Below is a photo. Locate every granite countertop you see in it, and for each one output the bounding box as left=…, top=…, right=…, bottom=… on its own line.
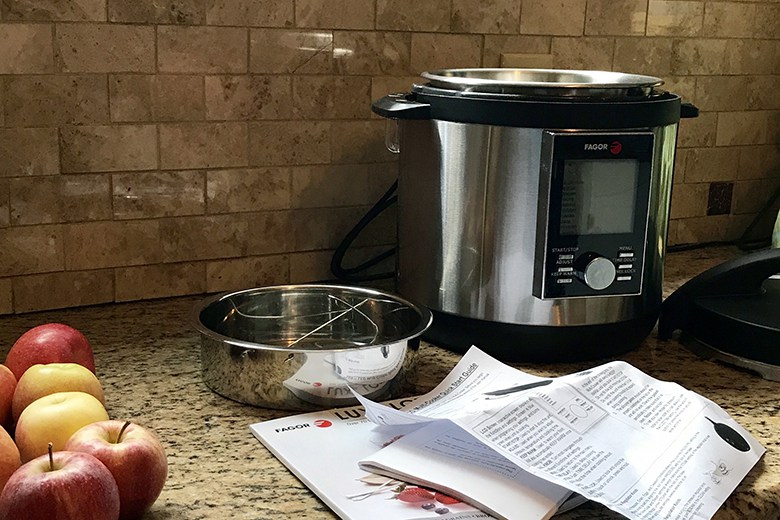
left=0, top=246, right=777, bottom=519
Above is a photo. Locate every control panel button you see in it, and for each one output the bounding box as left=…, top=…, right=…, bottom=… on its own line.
left=618, top=251, right=635, bottom=258
left=575, top=253, right=617, bottom=291
left=556, top=254, right=575, bottom=265
left=617, top=275, right=632, bottom=282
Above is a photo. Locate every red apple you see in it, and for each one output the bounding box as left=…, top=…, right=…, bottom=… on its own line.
left=0, top=425, right=20, bottom=492
left=0, top=365, right=15, bottom=429
left=65, top=420, right=168, bottom=520
left=0, top=446, right=120, bottom=520
left=4, top=323, right=95, bottom=380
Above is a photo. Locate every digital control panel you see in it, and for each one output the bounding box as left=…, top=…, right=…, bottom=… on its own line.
left=535, top=131, right=655, bottom=299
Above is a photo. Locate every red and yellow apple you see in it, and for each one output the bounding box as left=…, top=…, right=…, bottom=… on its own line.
left=0, top=365, right=16, bottom=429
left=15, top=391, right=109, bottom=462
left=66, top=420, right=168, bottom=520
left=12, top=363, right=105, bottom=423
left=0, top=447, right=120, bottom=520
left=0, top=425, right=20, bottom=492
left=5, top=323, right=95, bottom=380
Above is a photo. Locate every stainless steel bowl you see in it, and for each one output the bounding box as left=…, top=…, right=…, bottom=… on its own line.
left=194, top=284, right=432, bottom=411
left=419, top=68, right=664, bottom=98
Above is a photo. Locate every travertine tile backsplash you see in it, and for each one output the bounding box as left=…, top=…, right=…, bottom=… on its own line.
left=0, top=0, right=778, bottom=313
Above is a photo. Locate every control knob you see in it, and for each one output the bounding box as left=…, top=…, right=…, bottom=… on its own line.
left=574, top=253, right=616, bottom=290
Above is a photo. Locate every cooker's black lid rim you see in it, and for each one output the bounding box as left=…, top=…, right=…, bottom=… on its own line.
left=412, top=80, right=661, bottom=101
left=679, top=289, right=780, bottom=366
left=402, top=90, right=684, bottom=129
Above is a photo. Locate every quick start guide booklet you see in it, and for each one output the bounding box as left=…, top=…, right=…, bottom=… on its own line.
left=250, top=396, right=571, bottom=520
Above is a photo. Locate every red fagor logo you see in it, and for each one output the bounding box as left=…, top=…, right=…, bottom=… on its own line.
left=610, top=141, right=623, bottom=155
left=314, top=420, right=333, bottom=428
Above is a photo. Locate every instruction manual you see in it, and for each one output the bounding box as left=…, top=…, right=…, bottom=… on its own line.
left=250, top=395, right=579, bottom=520
left=355, top=347, right=765, bottom=520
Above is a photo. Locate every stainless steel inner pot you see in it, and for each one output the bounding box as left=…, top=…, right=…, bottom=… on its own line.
left=420, top=68, right=664, bottom=98
left=194, top=284, right=432, bottom=411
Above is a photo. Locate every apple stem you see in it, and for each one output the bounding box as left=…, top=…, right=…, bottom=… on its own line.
left=117, top=421, right=131, bottom=443
left=48, top=442, right=54, bottom=471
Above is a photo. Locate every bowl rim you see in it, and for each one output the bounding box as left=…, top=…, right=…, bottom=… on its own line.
left=192, top=283, right=433, bottom=353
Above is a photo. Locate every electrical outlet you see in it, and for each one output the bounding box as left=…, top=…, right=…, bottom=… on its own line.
left=707, top=182, right=733, bottom=216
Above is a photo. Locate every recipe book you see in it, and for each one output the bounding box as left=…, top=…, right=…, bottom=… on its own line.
left=250, top=398, right=576, bottom=520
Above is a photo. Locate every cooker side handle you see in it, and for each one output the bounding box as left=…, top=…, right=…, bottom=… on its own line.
left=372, top=93, right=431, bottom=119
left=680, top=102, right=699, bottom=119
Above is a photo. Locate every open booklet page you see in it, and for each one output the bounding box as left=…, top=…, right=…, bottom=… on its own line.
left=250, top=397, right=573, bottom=520
left=354, top=347, right=765, bottom=520
left=360, top=419, right=575, bottom=520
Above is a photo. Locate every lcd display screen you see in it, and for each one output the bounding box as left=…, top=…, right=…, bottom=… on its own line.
left=559, top=159, right=639, bottom=235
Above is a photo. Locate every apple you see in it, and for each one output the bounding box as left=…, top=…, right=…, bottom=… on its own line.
left=66, top=420, right=168, bottom=520
left=0, top=365, right=15, bottom=429
left=12, top=363, right=105, bottom=423
left=0, top=444, right=120, bottom=520
left=15, top=391, right=109, bottom=463
left=4, top=323, right=95, bottom=380
left=0, top=425, right=20, bottom=492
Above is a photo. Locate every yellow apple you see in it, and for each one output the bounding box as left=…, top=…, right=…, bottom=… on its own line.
left=15, top=391, right=109, bottom=463
left=12, top=363, right=105, bottom=423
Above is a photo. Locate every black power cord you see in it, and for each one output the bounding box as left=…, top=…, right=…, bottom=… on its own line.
left=330, top=181, right=398, bottom=282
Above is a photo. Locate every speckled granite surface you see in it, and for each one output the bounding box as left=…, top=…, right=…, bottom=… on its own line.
left=0, top=246, right=777, bottom=519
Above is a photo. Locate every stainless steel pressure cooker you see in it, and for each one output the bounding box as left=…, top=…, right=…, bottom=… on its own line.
left=373, top=68, right=697, bottom=362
